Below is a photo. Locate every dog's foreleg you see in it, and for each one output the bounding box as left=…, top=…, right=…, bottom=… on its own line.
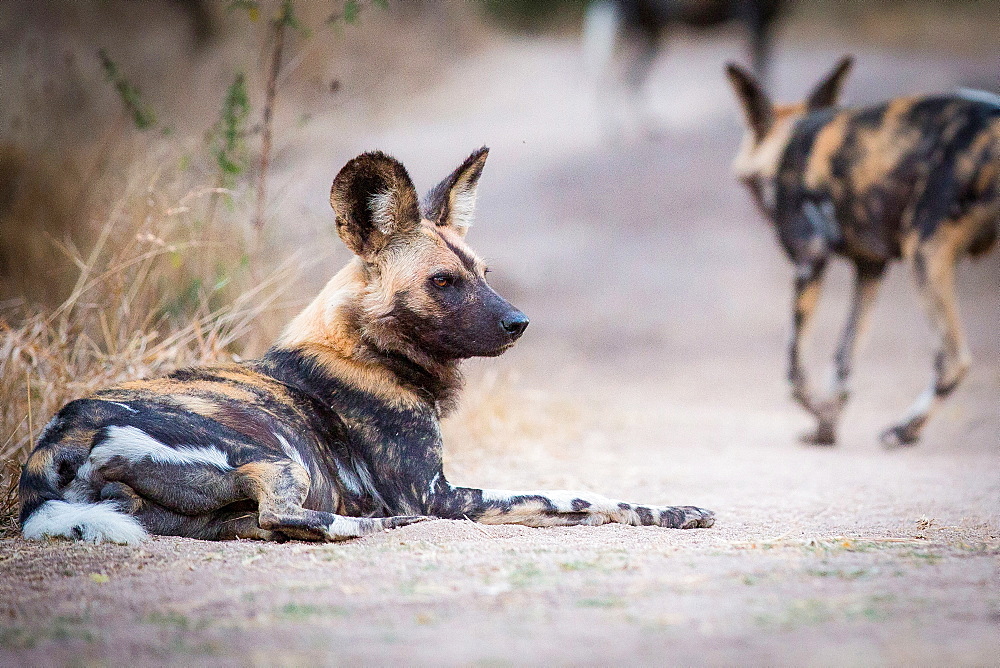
left=817, top=260, right=887, bottom=430
left=882, top=244, right=970, bottom=447
left=429, top=486, right=714, bottom=529
left=788, top=258, right=831, bottom=441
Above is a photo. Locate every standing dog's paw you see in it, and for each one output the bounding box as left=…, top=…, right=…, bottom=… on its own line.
left=799, top=423, right=837, bottom=446
left=879, top=424, right=920, bottom=449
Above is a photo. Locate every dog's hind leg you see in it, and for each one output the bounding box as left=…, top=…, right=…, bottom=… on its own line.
left=82, top=428, right=425, bottom=541
left=882, top=233, right=971, bottom=447
left=98, top=481, right=278, bottom=540
left=816, top=259, right=887, bottom=435
left=788, top=258, right=834, bottom=443
left=240, top=460, right=427, bottom=542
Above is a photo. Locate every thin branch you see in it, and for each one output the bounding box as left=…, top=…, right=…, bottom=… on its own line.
left=253, top=1, right=292, bottom=236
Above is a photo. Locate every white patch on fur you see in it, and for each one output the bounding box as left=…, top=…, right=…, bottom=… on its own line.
left=428, top=472, right=441, bottom=497
left=354, top=460, right=380, bottom=496
left=347, top=459, right=391, bottom=511
left=479, top=488, right=617, bottom=513
left=92, top=426, right=232, bottom=470
left=22, top=500, right=148, bottom=544
left=448, top=185, right=478, bottom=230
left=957, top=88, right=1000, bottom=108
left=369, top=190, right=396, bottom=234
left=731, top=116, right=798, bottom=184
left=326, top=516, right=368, bottom=540
left=275, top=433, right=307, bottom=470
left=903, top=386, right=937, bottom=422
left=803, top=199, right=840, bottom=242
left=335, top=460, right=363, bottom=495
left=107, top=401, right=137, bottom=413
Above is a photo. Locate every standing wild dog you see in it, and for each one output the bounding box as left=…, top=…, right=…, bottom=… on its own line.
left=18, top=148, right=715, bottom=543
left=726, top=56, right=999, bottom=446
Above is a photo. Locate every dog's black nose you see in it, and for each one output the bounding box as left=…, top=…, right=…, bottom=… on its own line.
left=501, top=314, right=529, bottom=340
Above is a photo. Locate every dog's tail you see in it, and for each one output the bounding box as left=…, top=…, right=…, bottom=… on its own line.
left=18, top=436, right=148, bottom=545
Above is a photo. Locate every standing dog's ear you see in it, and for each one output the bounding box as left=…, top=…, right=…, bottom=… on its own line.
left=805, top=56, right=854, bottom=111
left=422, top=147, right=489, bottom=238
left=330, top=151, right=421, bottom=260
left=726, top=63, right=774, bottom=142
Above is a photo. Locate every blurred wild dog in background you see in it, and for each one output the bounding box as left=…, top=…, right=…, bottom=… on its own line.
left=584, top=0, right=784, bottom=133
left=726, top=56, right=999, bottom=447
left=18, top=148, right=715, bottom=544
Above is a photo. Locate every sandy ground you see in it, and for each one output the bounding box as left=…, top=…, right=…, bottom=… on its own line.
left=2, top=33, right=999, bottom=666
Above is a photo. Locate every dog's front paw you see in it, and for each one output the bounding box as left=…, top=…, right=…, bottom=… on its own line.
left=657, top=505, right=715, bottom=529
left=879, top=424, right=921, bottom=449
left=380, top=515, right=433, bottom=530
left=799, top=422, right=837, bottom=446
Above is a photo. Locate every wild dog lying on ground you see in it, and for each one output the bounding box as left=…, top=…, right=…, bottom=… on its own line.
left=726, top=56, right=999, bottom=446
left=18, top=148, right=715, bottom=543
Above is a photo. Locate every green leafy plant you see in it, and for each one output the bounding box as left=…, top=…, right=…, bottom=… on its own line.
left=213, top=73, right=251, bottom=181
left=98, top=49, right=157, bottom=130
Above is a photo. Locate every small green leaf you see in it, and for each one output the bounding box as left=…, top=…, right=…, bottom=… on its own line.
left=278, top=0, right=308, bottom=35
left=98, top=49, right=157, bottom=131
left=212, top=73, right=251, bottom=182
left=343, top=0, right=360, bottom=24
left=227, top=0, right=259, bottom=14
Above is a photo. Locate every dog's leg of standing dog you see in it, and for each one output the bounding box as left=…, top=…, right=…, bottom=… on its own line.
left=881, top=242, right=970, bottom=447
left=819, top=260, right=887, bottom=430
left=788, top=258, right=833, bottom=443
left=429, top=485, right=714, bottom=529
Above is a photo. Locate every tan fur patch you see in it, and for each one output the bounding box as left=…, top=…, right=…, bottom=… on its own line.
left=298, top=343, right=425, bottom=408
left=238, top=460, right=309, bottom=507
left=803, top=112, right=850, bottom=191
left=25, top=447, right=55, bottom=477
left=237, top=462, right=279, bottom=499
left=845, top=107, right=922, bottom=196
left=171, top=395, right=220, bottom=418
left=111, top=379, right=259, bottom=404
left=279, top=260, right=366, bottom=353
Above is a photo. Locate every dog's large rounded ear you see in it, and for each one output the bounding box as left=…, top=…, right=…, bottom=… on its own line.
left=330, top=151, right=421, bottom=259
left=421, top=147, right=489, bottom=238
left=806, top=55, right=854, bottom=112
left=725, top=63, right=774, bottom=142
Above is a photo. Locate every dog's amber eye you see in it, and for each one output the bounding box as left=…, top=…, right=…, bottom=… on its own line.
left=431, top=274, right=451, bottom=288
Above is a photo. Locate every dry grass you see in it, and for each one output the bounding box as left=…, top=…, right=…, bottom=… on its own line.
left=442, top=368, right=586, bottom=482
left=0, top=149, right=295, bottom=535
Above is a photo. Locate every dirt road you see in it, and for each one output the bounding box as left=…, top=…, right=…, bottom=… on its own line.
left=2, top=35, right=998, bottom=665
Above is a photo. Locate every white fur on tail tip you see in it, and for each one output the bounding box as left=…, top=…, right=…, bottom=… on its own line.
left=22, top=500, right=149, bottom=544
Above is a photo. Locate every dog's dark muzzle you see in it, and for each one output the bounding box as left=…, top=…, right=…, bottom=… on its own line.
left=501, top=312, right=529, bottom=341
